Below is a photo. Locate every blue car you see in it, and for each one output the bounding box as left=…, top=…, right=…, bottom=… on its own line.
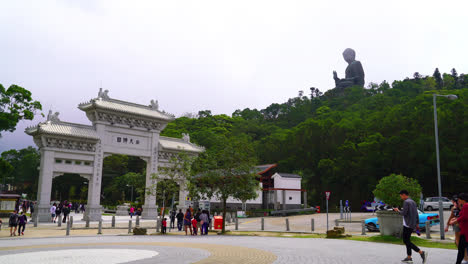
left=365, top=210, right=440, bottom=232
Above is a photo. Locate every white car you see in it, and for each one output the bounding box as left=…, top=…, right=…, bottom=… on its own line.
left=423, top=197, right=452, bottom=211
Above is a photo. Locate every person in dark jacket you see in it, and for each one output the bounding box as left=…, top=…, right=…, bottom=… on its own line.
left=394, top=190, right=428, bottom=263
left=176, top=209, right=184, bottom=231
left=170, top=210, right=176, bottom=229
left=17, top=212, right=27, bottom=236
left=9, top=210, right=18, bottom=237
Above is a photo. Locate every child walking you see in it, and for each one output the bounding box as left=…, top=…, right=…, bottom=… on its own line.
left=191, top=217, right=198, bottom=236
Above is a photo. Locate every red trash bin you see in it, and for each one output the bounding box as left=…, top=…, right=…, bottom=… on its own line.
left=214, top=216, right=223, bottom=230
left=316, top=206, right=321, bottom=213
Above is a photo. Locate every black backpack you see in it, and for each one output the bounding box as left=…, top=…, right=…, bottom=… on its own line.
left=9, top=213, right=18, bottom=225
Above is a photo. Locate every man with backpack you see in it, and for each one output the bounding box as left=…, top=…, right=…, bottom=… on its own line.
left=17, top=211, right=27, bottom=236
left=9, top=210, right=19, bottom=237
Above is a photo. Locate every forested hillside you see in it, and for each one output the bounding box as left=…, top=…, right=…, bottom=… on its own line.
left=162, top=69, right=468, bottom=207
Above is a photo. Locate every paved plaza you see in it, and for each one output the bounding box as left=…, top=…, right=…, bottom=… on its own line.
left=0, top=234, right=458, bottom=263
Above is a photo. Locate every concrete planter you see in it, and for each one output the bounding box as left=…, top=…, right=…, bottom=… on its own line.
left=376, top=210, right=403, bottom=238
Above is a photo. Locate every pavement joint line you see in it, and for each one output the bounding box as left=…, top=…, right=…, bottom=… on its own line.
left=0, top=241, right=278, bottom=264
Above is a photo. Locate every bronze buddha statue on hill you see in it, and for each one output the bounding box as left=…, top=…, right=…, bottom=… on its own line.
left=333, top=48, right=365, bottom=89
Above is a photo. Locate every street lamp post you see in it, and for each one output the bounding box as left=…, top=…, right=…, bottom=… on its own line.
left=433, top=93, right=458, bottom=240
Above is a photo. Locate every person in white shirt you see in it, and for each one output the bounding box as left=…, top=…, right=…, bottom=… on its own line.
left=50, top=203, right=57, bottom=223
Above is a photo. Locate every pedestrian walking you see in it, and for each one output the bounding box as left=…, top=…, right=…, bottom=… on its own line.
left=184, top=208, right=192, bottom=235
left=9, top=210, right=19, bottom=237
left=393, top=190, right=428, bottom=263
left=446, top=195, right=468, bottom=262
left=62, top=205, right=70, bottom=223
left=161, top=218, right=167, bottom=234
left=170, top=210, right=176, bottom=229
left=55, top=203, right=62, bottom=223
left=192, top=217, right=198, bottom=236
left=176, top=209, right=184, bottom=231
left=194, top=209, right=201, bottom=235
left=130, top=206, right=135, bottom=218
left=200, top=210, right=209, bottom=235
left=17, top=211, right=27, bottom=236
left=30, top=202, right=35, bottom=216
left=450, top=193, right=468, bottom=264
left=50, top=203, right=57, bottom=223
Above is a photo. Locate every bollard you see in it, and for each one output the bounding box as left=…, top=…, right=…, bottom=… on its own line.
left=361, top=220, right=366, bottom=235
left=34, top=215, right=38, bottom=227
left=70, top=216, right=73, bottom=228
left=111, top=215, right=115, bottom=228
left=335, top=219, right=339, bottom=227
left=235, top=217, right=238, bottom=230
left=156, top=219, right=160, bottom=233
left=425, top=221, right=431, bottom=239
left=128, top=220, right=132, bottom=234
left=58, top=215, right=62, bottom=227
left=285, top=218, right=290, bottom=231
left=209, top=218, right=213, bottom=230
left=136, top=215, right=140, bottom=227
left=85, top=218, right=90, bottom=228
left=261, top=217, right=265, bottom=231
left=98, top=219, right=102, bottom=235
left=66, top=221, right=70, bottom=236
left=311, top=218, right=315, bottom=232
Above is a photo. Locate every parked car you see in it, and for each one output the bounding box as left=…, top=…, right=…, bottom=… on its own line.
left=364, top=210, right=440, bottom=232
left=423, top=197, right=452, bottom=211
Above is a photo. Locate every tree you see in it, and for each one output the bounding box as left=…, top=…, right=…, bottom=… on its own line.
left=1, top=147, right=40, bottom=196
left=0, top=158, right=13, bottom=192
left=373, top=174, right=422, bottom=207
left=147, top=152, right=195, bottom=218
left=188, top=137, right=259, bottom=233
left=0, top=84, right=42, bottom=135
left=433, top=68, right=443, bottom=89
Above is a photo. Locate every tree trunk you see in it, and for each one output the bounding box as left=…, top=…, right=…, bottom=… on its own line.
left=222, top=198, right=227, bottom=233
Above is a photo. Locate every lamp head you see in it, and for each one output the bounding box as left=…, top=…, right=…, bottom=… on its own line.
left=447, top=94, right=458, bottom=100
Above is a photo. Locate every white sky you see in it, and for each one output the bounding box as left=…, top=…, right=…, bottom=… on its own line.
left=1, top=0, right=467, bottom=151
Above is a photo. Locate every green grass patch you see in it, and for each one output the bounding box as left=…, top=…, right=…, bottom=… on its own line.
left=344, top=235, right=457, bottom=250
left=221, top=231, right=456, bottom=250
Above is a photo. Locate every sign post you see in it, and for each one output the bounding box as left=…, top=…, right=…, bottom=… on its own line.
left=325, top=191, right=331, bottom=231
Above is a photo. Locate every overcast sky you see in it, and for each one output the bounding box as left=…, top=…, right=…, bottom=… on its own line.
left=1, top=0, right=467, bottom=152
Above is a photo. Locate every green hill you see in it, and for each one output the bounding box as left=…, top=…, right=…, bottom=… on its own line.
left=162, top=69, right=468, bottom=208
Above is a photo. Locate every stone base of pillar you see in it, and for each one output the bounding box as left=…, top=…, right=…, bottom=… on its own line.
left=36, top=204, right=52, bottom=222
left=141, top=205, right=158, bottom=219
left=83, top=205, right=102, bottom=221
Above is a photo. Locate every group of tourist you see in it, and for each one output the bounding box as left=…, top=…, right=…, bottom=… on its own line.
left=50, top=201, right=85, bottom=223
left=7, top=210, right=28, bottom=236
left=395, top=190, right=468, bottom=264
left=446, top=193, right=468, bottom=264
left=169, top=208, right=211, bottom=236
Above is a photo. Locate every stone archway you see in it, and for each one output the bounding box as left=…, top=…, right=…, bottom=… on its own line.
left=26, top=90, right=204, bottom=222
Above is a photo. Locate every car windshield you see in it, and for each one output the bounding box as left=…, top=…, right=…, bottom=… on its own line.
left=418, top=209, right=423, bottom=214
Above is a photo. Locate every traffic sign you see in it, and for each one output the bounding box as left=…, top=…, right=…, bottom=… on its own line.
left=325, top=191, right=331, bottom=200
left=345, top=200, right=349, bottom=207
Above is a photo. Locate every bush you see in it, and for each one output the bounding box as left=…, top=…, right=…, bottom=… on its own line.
left=373, top=174, right=422, bottom=207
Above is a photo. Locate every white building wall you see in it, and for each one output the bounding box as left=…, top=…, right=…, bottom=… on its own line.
left=272, top=173, right=302, bottom=205
left=202, top=183, right=263, bottom=205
